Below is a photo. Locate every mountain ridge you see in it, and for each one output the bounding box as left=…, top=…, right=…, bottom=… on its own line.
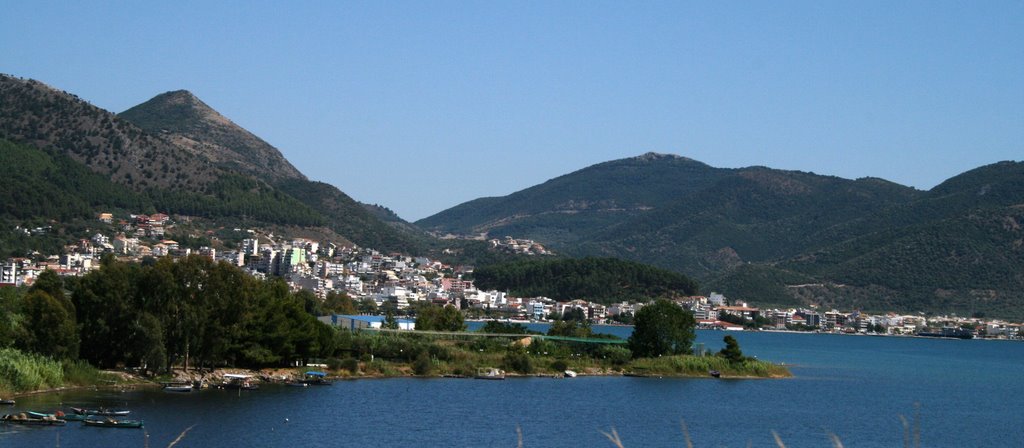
left=120, top=90, right=307, bottom=182
left=420, top=153, right=1024, bottom=317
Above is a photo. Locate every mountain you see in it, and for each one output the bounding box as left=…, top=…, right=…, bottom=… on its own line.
left=119, top=90, right=306, bottom=182
left=0, top=75, right=218, bottom=190
left=418, top=153, right=730, bottom=242
left=118, top=89, right=429, bottom=253
left=0, top=74, right=424, bottom=253
left=420, top=154, right=1024, bottom=318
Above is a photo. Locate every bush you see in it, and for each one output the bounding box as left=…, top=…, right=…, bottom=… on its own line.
left=413, top=351, right=433, bottom=376
left=340, top=358, right=360, bottom=374
left=550, top=359, right=568, bottom=372
left=502, top=346, right=534, bottom=374
left=596, top=345, right=632, bottom=365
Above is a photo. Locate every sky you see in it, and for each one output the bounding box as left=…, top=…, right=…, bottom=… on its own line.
left=2, top=1, right=1021, bottom=221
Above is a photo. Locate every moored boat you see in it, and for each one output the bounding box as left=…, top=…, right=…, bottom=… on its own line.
left=82, top=417, right=144, bottom=429
left=220, top=373, right=259, bottom=390
left=1, top=413, right=66, bottom=426
left=709, top=370, right=721, bottom=378
left=70, top=406, right=130, bottom=416
left=475, top=367, right=506, bottom=380
left=0, top=398, right=14, bottom=406
left=162, top=383, right=194, bottom=393
left=303, top=371, right=333, bottom=386
left=563, top=370, right=577, bottom=378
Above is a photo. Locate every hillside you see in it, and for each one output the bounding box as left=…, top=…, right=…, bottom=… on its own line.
left=0, top=74, right=218, bottom=190
left=119, top=90, right=306, bottom=182
left=417, top=153, right=729, bottom=243
left=0, top=75, right=425, bottom=253
left=421, top=154, right=1024, bottom=318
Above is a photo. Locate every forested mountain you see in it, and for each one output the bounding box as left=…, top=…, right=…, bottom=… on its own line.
left=0, top=74, right=424, bottom=253
left=421, top=154, right=1024, bottom=318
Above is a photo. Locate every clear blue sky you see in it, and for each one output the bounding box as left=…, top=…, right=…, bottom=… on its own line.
left=2, top=1, right=1021, bottom=221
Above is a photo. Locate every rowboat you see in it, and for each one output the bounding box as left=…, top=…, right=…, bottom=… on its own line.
left=0, top=399, right=14, bottom=406
left=27, top=410, right=87, bottom=421
left=1, top=414, right=66, bottom=426
left=70, top=406, right=130, bottom=416
left=82, top=417, right=144, bottom=429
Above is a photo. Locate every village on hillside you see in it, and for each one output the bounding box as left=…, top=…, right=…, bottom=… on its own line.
left=2, top=211, right=1021, bottom=340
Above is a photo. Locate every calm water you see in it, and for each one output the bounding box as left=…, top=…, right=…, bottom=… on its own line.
left=3, top=330, right=1023, bottom=447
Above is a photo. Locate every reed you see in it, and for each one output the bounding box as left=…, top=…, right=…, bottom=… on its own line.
left=0, top=348, right=63, bottom=394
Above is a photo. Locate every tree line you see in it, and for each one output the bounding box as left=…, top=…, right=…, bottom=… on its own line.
left=472, top=257, right=699, bottom=304
left=0, top=255, right=345, bottom=373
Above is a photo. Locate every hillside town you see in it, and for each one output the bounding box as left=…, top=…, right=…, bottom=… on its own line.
left=2, top=211, right=1021, bottom=340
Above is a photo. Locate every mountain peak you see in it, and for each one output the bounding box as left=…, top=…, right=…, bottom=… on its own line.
left=120, top=90, right=306, bottom=181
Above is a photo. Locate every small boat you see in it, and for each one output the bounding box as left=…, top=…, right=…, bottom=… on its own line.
left=475, top=367, right=506, bottom=380
left=563, top=370, right=577, bottom=378
left=28, top=410, right=88, bottom=421
left=82, top=417, right=144, bottom=429
left=0, top=399, right=14, bottom=406
left=70, top=406, right=130, bottom=416
left=286, top=381, right=309, bottom=387
left=220, top=373, right=259, bottom=390
left=1, top=413, right=66, bottom=426
left=162, top=383, right=193, bottom=393
left=303, top=371, right=333, bottom=386
left=709, top=370, right=721, bottom=378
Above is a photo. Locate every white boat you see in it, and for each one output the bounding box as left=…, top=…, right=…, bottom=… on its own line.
left=475, top=367, right=505, bottom=380
left=563, top=370, right=577, bottom=378
left=163, top=384, right=193, bottom=393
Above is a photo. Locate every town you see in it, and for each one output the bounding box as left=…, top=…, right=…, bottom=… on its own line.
left=2, top=211, right=1021, bottom=340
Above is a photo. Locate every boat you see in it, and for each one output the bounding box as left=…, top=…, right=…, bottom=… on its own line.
left=563, top=370, right=577, bottom=378
left=220, top=373, right=259, bottom=390
left=475, top=367, right=506, bottom=380
left=162, top=383, right=194, bottom=393
left=709, top=370, right=721, bottom=378
left=70, top=406, right=130, bottom=416
left=286, top=381, right=309, bottom=387
left=82, top=417, right=144, bottom=429
left=302, top=371, right=333, bottom=386
left=28, top=410, right=88, bottom=421
left=1, top=413, right=66, bottom=426
left=0, top=399, right=14, bottom=406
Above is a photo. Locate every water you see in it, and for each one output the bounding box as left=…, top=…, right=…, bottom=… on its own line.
left=3, top=330, right=1023, bottom=447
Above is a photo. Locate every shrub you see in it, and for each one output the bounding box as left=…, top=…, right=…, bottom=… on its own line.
left=413, top=352, right=433, bottom=376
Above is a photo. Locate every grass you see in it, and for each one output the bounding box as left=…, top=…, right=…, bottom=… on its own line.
left=627, top=354, right=791, bottom=378
left=0, top=348, right=125, bottom=396
left=0, top=348, right=63, bottom=395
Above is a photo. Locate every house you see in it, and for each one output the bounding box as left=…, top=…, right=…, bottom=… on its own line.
left=98, top=212, right=113, bottom=223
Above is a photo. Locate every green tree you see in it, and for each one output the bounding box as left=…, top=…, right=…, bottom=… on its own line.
left=718, top=335, right=744, bottom=363
left=548, top=319, right=593, bottom=338
left=628, top=299, right=696, bottom=358
left=21, top=289, right=79, bottom=359
left=323, top=291, right=357, bottom=315
left=383, top=308, right=399, bottom=330
left=415, top=304, right=465, bottom=331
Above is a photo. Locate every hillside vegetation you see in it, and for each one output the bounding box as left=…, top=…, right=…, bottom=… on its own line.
left=423, top=152, right=1024, bottom=318
left=472, top=257, right=699, bottom=304
left=0, top=74, right=424, bottom=253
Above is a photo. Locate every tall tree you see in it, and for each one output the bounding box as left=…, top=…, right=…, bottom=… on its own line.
left=21, top=289, right=78, bottom=359
left=628, top=299, right=696, bottom=358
